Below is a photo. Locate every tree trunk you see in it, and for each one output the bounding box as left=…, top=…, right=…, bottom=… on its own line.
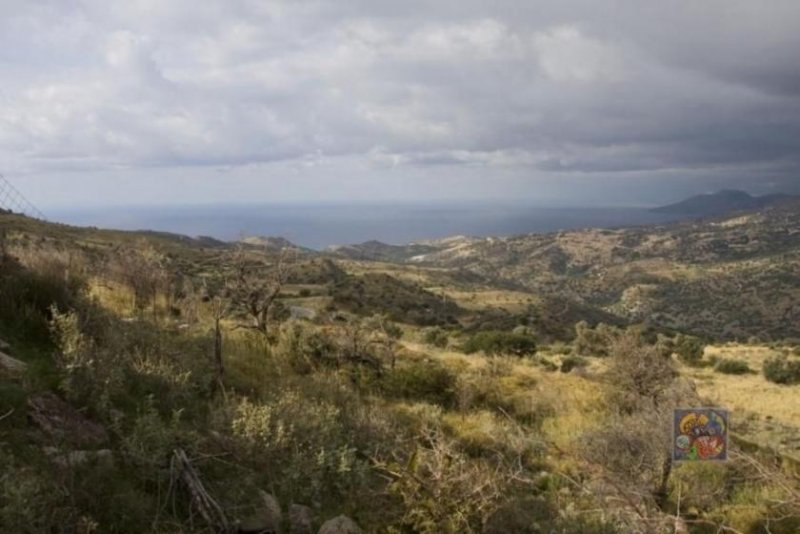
left=655, top=452, right=673, bottom=510
left=213, top=318, right=224, bottom=391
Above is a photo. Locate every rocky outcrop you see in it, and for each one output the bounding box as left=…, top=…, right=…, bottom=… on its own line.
left=27, top=392, right=109, bottom=447
left=0, top=350, right=26, bottom=374
left=289, top=504, right=314, bottom=533
left=0, top=338, right=26, bottom=375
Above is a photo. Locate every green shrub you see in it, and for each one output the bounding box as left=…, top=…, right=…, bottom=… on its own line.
left=763, top=355, right=800, bottom=385
left=573, top=321, right=618, bottom=357
left=273, top=321, right=338, bottom=374
left=380, top=359, right=457, bottom=407
left=560, top=355, right=588, bottom=373
left=120, top=397, right=186, bottom=471
left=230, top=390, right=370, bottom=505
left=462, top=331, right=536, bottom=357
left=714, top=358, right=751, bottom=375
left=423, top=326, right=450, bottom=349
left=0, top=256, right=86, bottom=341
left=547, top=342, right=572, bottom=355
left=674, top=334, right=706, bottom=366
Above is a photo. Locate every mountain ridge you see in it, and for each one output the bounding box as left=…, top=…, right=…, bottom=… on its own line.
left=651, top=189, right=796, bottom=217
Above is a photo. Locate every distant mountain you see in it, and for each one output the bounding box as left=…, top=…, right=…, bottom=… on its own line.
left=652, top=189, right=795, bottom=216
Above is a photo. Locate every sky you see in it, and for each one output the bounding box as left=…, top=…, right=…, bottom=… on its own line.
left=1, top=0, right=799, bottom=209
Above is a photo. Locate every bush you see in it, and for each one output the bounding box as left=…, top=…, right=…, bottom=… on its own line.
left=573, top=321, right=618, bottom=357
left=674, top=334, right=706, bottom=366
left=763, top=355, right=800, bottom=385
left=714, top=358, right=751, bottom=375
left=560, top=355, right=588, bottom=373
left=535, top=356, right=559, bottom=372
left=423, top=326, right=450, bottom=349
left=462, top=331, right=536, bottom=357
left=273, top=321, right=338, bottom=374
left=230, top=389, right=370, bottom=505
left=0, top=255, right=86, bottom=341
left=380, top=359, right=457, bottom=407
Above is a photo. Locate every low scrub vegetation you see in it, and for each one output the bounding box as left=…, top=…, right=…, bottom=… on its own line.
left=461, top=330, right=537, bottom=357
left=1, top=214, right=799, bottom=533
left=763, top=355, right=800, bottom=385
left=560, top=354, right=588, bottom=373
left=714, top=358, right=751, bottom=375
left=674, top=333, right=707, bottom=366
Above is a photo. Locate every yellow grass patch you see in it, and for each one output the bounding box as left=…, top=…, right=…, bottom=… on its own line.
left=684, top=345, right=800, bottom=460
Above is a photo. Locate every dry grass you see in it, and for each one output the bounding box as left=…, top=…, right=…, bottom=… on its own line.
left=400, top=340, right=607, bottom=452
left=88, top=278, right=138, bottom=316
left=682, top=344, right=800, bottom=460
left=433, top=288, right=539, bottom=312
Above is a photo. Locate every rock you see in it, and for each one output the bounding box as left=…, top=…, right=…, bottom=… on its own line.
left=290, top=306, right=317, bottom=320
left=289, top=504, right=314, bottom=533
left=44, top=447, right=115, bottom=470
left=0, top=338, right=10, bottom=351
left=27, top=392, right=109, bottom=448
left=318, top=515, right=362, bottom=534
left=239, top=491, right=283, bottom=534
left=0, top=351, right=26, bottom=374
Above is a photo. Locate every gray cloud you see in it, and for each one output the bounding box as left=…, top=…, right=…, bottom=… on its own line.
left=1, top=0, right=799, bottom=206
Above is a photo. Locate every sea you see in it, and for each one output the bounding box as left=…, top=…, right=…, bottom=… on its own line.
left=48, top=203, right=684, bottom=250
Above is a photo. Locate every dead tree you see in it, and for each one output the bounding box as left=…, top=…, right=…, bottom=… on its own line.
left=331, top=314, right=401, bottom=379
left=171, top=448, right=231, bottom=532
left=228, top=246, right=294, bottom=338
left=210, top=293, right=230, bottom=393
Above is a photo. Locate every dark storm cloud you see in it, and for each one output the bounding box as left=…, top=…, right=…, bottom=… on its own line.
left=1, top=0, right=799, bottom=205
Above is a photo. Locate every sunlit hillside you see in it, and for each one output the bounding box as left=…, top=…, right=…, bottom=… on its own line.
left=2, top=206, right=800, bottom=533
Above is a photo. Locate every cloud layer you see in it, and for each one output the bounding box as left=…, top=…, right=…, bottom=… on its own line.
left=1, top=0, right=799, bottom=205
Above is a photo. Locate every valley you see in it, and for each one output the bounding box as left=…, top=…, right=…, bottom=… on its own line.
left=1, top=201, right=799, bottom=533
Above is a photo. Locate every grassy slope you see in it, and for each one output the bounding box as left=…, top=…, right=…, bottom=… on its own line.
left=3, top=208, right=800, bottom=532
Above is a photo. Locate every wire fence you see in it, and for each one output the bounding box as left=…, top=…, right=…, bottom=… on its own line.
left=0, top=175, right=46, bottom=220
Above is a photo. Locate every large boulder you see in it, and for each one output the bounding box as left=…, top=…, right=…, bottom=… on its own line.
left=289, top=504, right=314, bottom=533
left=0, top=350, right=26, bottom=374
left=318, top=516, right=362, bottom=534
left=27, top=392, right=109, bottom=448
left=239, top=491, right=283, bottom=534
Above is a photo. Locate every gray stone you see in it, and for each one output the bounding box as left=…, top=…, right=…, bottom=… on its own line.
left=239, top=491, right=283, bottom=534
left=290, top=306, right=317, bottom=320
left=0, top=338, right=10, bottom=351
left=0, top=351, right=26, bottom=374
left=289, top=504, right=314, bottom=533
left=318, top=516, right=362, bottom=534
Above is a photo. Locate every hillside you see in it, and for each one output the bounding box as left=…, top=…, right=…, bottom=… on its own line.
left=372, top=200, right=800, bottom=341
left=652, top=189, right=796, bottom=217
left=2, top=205, right=800, bottom=533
